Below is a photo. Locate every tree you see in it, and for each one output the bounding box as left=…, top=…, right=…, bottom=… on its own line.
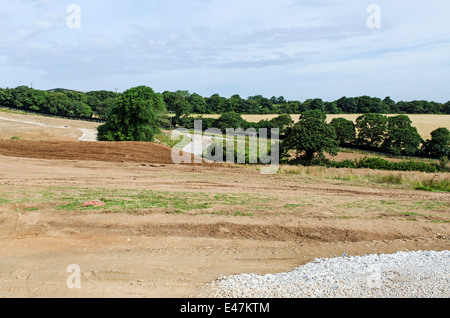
left=444, top=101, right=450, bottom=114
left=329, top=117, right=356, bottom=146
left=356, top=96, right=374, bottom=113
left=421, top=128, right=450, bottom=158
left=96, top=97, right=119, bottom=119
left=206, top=94, right=227, bottom=114
left=226, top=94, right=243, bottom=113
left=356, top=113, right=388, bottom=150
left=262, top=114, right=294, bottom=137
left=97, top=86, right=166, bottom=142
left=0, top=88, right=13, bottom=108
left=277, top=96, right=287, bottom=104
left=45, top=92, right=70, bottom=115
left=214, top=111, right=247, bottom=133
left=188, top=93, right=207, bottom=114
left=2, top=86, right=49, bottom=112
left=162, top=91, right=177, bottom=112
left=382, top=96, right=396, bottom=113
left=381, top=115, right=422, bottom=155
left=337, top=97, right=357, bottom=113
left=309, top=98, right=325, bottom=112
left=269, top=114, right=294, bottom=129
left=172, top=90, right=192, bottom=125
left=324, top=101, right=339, bottom=114
left=86, top=90, right=120, bottom=115
left=281, top=110, right=338, bottom=162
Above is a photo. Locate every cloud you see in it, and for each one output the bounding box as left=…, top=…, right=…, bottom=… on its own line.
left=0, top=0, right=449, bottom=102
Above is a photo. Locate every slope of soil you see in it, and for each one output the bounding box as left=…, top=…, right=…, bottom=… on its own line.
left=0, top=140, right=207, bottom=165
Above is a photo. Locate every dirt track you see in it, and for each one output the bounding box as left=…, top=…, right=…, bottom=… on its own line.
left=0, top=113, right=449, bottom=298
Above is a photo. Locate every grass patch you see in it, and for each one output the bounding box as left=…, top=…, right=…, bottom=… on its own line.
left=284, top=203, right=305, bottom=210
left=413, top=179, right=450, bottom=192
left=403, top=211, right=422, bottom=216
left=278, top=164, right=449, bottom=192
left=369, top=174, right=404, bottom=185
left=167, top=209, right=186, bottom=215
left=413, top=201, right=449, bottom=210
left=234, top=212, right=254, bottom=217
left=48, top=187, right=272, bottom=214
left=0, top=198, right=10, bottom=204
left=153, top=132, right=191, bottom=149
left=210, top=211, right=227, bottom=216
left=24, top=207, right=39, bottom=211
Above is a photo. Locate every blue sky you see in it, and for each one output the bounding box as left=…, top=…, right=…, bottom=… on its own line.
left=1, top=0, right=449, bottom=102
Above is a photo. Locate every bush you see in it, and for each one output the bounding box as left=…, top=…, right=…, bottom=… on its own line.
left=327, top=156, right=443, bottom=173
left=414, top=179, right=450, bottom=192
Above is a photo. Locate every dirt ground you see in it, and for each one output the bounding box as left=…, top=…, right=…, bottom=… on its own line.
left=0, top=111, right=100, bottom=141
left=0, top=112, right=449, bottom=298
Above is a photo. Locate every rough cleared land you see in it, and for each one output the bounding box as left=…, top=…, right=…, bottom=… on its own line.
left=0, top=112, right=449, bottom=298
left=0, top=139, right=449, bottom=298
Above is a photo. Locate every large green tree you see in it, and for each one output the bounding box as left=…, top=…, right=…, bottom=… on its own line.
left=97, top=86, right=167, bottom=142
left=356, top=113, right=388, bottom=150
left=281, top=110, right=338, bottom=162
left=188, top=93, right=207, bottom=114
left=421, top=127, right=450, bottom=158
left=214, top=111, right=247, bottom=133
left=337, top=97, right=357, bottom=113
left=205, top=94, right=227, bottom=114
left=330, top=117, right=356, bottom=146
left=381, top=115, right=422, bottom=155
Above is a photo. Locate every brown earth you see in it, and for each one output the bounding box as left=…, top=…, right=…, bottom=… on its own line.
left=0, top=139, right=449, bottom=298
left=0, top=112, right=449, bottom=298
left=0, top=140, right=207, bottom=166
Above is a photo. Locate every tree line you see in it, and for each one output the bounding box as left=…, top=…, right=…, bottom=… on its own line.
left=0, top=86, right=119, bottom=119
left=162, top=90, right=450, bottom=116
left=280, top=110, right=449, bottom=162
left=1, top=86, right=449, bottom=122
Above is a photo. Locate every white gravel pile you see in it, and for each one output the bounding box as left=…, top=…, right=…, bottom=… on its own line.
left=208, top=250, right=450, bottom=298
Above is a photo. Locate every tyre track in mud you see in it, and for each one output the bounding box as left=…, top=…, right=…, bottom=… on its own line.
left=5, top=210, right=422, bottom=245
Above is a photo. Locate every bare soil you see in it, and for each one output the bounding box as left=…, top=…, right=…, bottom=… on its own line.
left=0, top=112, right=449, bottom=298
left=0, top=140, right=206, bottom=166
left=0, top=140, right=449, bottom=298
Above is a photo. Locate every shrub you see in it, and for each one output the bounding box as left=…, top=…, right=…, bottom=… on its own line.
left=327, top=156, right=443, bottom=173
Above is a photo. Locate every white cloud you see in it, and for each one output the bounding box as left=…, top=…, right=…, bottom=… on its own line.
left=0, top=0, right=449, bottom=102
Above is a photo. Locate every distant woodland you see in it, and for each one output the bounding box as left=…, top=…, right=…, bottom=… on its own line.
left=1, top=86, right=449, bottom=121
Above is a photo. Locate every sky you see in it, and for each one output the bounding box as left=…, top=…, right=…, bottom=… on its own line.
left=1, top=0, right=449, bottom=103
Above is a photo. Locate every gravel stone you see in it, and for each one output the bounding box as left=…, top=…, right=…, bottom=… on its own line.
left=208, top=250, right=450, bottom=298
